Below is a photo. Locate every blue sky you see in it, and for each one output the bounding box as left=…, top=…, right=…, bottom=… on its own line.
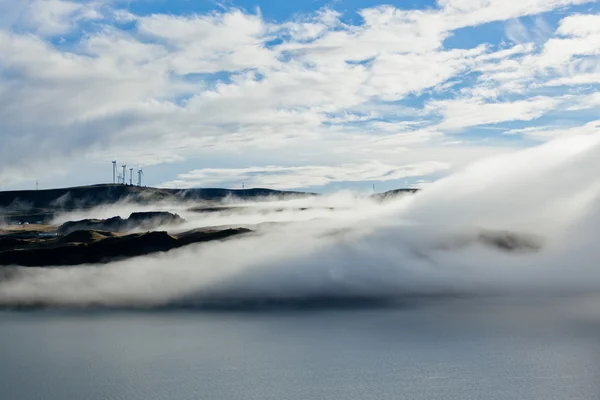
left=1, top=0, right=600, bottom=192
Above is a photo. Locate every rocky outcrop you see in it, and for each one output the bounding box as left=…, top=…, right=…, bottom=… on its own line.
left=60, top=230, right=116, bottom=243
left=0, top=227, right=251, bottom=267
left=58, top=211, right=185, bottom=235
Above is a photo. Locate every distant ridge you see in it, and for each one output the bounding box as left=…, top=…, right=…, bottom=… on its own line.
left=0, top=184, right=419, bottom=224
left=371, top=188, right=419, bottom=201
left=0, top=184, right=316, bottom=223
left=0, top=184, right=314, bottom=208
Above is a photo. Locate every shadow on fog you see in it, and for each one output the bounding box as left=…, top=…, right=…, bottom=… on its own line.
left=0, top=292, right=478, bottom=313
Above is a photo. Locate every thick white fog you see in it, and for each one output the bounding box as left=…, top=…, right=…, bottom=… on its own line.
left=2, top=133, right=600, bottom=308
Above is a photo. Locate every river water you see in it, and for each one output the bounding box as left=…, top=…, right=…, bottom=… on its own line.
left=2, top=297, right=599, bottom=400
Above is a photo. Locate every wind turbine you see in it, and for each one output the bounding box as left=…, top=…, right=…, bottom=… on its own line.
left=129, top=168, right=134, bottom=185
left=121, top=164, right=127, bottom=185
left=137, top=168, right=144, bottom=187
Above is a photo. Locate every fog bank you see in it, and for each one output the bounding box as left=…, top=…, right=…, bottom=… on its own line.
left=2, top=133, right=600, bottom=308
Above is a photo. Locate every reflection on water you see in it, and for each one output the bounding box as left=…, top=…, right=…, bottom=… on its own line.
left=2, top=296, right=600, bottom=400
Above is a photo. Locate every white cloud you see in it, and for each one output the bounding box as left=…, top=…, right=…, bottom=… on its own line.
left=160, top=161, right=451, bottom=190
left=12, top=0, right=103, bottom=36
left=556, top=13, right=600, bottom=37
left=568, top=93, right=600, bottom=110
left=504, top=120, right=600, bottom=139
left=364, top=46, right=486, bottom=101
left=440, top=0, right=593, bottom=28
left=429, top=96, right=562, bottom=131
left=537, top=34, right=600, bottom=68
left=545, top=72, right=600, bottom=86
left=278, top=8, right=342, bottom=41
left=471, top=13, right=600, bottom=97
left=137, top=10, right=275, bottom=74
left=504, top=17, right=553, bottom=45
left=505, top=19, right=531, bottom=44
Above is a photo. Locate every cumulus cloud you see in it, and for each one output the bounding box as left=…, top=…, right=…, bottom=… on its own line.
left=556, top=13, right=600, bottom=37
left=0, top=0, right=103, bottom=36
left=1, top=0, right=600, bottom=189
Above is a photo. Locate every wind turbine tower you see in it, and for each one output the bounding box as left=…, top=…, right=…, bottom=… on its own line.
left=112, top=161, right=117, bottom=184
left=137, top=168, right=143, bottom=187
left=129, top=168, right=134, bottom=185
left=122, top=164, right=127, bottom=185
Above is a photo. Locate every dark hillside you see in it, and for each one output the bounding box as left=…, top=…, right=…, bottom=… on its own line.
left=371, top=188, right=419, bottom=202
left=0, top=184, right=316, bottom=213
left=0, top=227, right=251, bottom=267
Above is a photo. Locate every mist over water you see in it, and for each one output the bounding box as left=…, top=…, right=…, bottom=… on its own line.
left=2, top=133, right=600, bottom=308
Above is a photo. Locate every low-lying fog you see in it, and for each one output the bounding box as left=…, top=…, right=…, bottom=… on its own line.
left=2, top=132, right=600, bottom=308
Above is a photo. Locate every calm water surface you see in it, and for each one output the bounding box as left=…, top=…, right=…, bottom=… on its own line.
left=2, top=298, right=600, bottom=400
